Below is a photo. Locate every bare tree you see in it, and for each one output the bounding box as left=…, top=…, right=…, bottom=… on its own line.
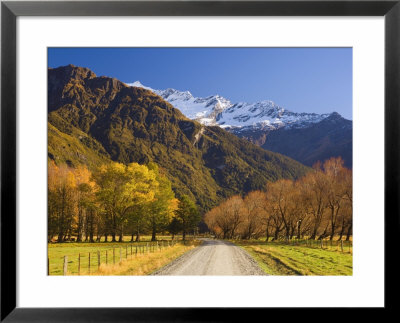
left=300, top=165, right=328, bottom=240
left=241, top=191, right=266, bottom=239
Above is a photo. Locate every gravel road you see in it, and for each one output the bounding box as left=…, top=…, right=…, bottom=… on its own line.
left=152, top=239, right=266, bottom=275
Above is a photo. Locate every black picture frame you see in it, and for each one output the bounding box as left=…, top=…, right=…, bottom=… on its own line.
left=1, top=0, right=399, bottom=321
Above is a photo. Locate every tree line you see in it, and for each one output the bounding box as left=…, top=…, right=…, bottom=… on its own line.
left=204, top=157, right=352, bottom=241
left=48, top=161, right=200, bottom=243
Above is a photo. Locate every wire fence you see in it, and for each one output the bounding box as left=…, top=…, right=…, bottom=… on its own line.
left=48, top=239, right=186, bottom=275
left=259, top=238, right=353, bottom=252
left=282, top=238, right=352, bottom=252
left=235, top=237, right=352, bottom=253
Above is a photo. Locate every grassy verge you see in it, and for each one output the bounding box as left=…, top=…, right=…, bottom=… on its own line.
left=234, top=240, right=352, bottom=276
left=48, top=239, right=200, bottom=275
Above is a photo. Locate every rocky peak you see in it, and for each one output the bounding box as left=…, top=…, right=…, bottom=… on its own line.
left=50, top=64, right=97, bottom=82
left=48, top=65, right=126, bottom=113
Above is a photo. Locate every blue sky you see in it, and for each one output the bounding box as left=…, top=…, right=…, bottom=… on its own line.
left=48, top=48, right=352, bottom=120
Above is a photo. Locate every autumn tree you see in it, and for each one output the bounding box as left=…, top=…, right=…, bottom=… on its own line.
left=92, top=162, right=158, bottom=242
left=125, top=203, right=147, bottom=242
left=79, top=180, right=99, bottom=243
left=228, top=196, right=245, bottom=239
left=321, top=158, right=349, bottom=240
left=204, top=195, right=244, bottom=239
left=204, top=206, right=224, bottom=238
left=266, top=179, right=305, bottom=240
left=206, top=204, right=228, bottom=238
left=342, top=164, right=353, bottom=241
left=300, top=164, right=329, bottom=240
left=204, top=157, right=352, bottom=242
left=48, top=161, right=77, bottom=243
left=73, top=166, right=95, bottom=242
left=176, top=195, right=200, bottom=241
left=241, top=191, right=266, bottom=239
left=48, top=161, right=60, bottom=242
left=263, top=191, right=284, bottom=241
left=145, top=163, right=177, bottom=241
left=168, top=217, right=183, bottom=240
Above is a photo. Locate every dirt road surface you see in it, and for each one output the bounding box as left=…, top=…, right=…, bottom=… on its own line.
left=152, top=239, right=266, bottom=275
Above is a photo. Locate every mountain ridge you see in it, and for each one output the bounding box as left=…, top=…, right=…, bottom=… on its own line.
left=128, top=80, right=352, bottom=168
left=128, top=80, right=348, bottom=130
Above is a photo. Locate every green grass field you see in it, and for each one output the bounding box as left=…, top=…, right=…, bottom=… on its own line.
left=235, top=239, right=353, bottom=276
left=48, top=235, right=198, bottom=275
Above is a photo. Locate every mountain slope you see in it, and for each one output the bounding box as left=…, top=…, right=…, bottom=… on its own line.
left=260, top=112, right=352, bottom=168
left=48, top=65, right=310, bottom=212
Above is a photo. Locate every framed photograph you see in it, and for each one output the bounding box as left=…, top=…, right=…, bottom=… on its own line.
left=1, top=0, right=399, bottom=321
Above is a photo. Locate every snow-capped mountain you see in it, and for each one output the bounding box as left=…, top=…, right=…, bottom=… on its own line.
left=128, top=81, right=332, bottom=131
left=128, top=81, right=352, bottom=168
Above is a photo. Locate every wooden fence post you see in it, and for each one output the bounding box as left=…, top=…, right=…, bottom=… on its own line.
left=106, top=250, right=108, bottom=265
left=340, top=240, right=343, bottom=252
left=63, top=256, right=68, bottom=276
left=78, top=253, right=81, bottom=275
left=126, top=245, right=128, bottom=259
left=320, top=240, right=323, bottom=249
left=98, top=251, right=100, bottom=270
left=88, top=252, right=91, bottom=274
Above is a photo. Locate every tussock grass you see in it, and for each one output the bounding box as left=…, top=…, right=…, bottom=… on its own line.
left=96, top=241, right=200, bottom=276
